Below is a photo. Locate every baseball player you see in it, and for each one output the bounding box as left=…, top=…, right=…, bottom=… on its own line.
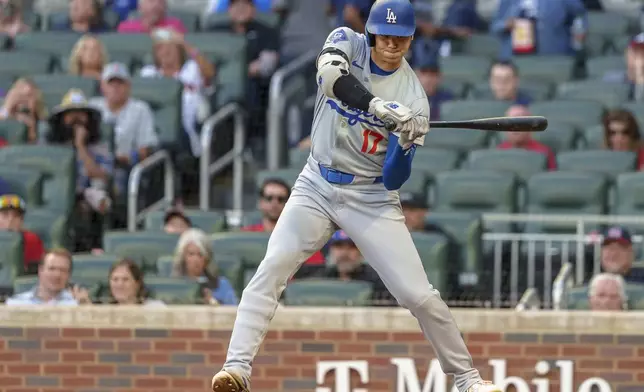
left=212, top=1, right=501, bottom=391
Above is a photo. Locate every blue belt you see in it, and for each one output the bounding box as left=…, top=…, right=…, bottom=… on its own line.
left=318, top=164, right=383, bottom=185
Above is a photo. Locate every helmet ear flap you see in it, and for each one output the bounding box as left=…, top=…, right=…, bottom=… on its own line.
left=367, top=33, right=375, bottom=47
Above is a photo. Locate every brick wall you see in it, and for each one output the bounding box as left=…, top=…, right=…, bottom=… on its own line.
left=0, top=308, right=642, bottom=392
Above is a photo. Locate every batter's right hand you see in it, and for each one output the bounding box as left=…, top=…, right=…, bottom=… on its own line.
left=368, top=97, right=414, bottom=126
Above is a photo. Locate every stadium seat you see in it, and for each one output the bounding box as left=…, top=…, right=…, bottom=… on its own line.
left=128, top=10, right=201, bottom=31
left=556, top=81, right=631, bottom=108
left=440, top=100, right=511, bottom=121
left=440, top=56, right=491, bottom=84
left=32, top=74, right=98, bottom=109
left=584, top=33, right=608, bottom=57
left=531, top=121, right=577, bottom=152
left=0, top=119, right=28, bottom=145
left=12, top=275, right=38, bottom=295
left=0, top=167, right=43, bottom=206
left=439, top=79, right=468, bottom=98
left=411, top=232, right=450, bottom=294
left=611, top=34, right=632, bottom=54
left=283, top=279, right=373, bottom=306
left=0, top=52, right=53, bottom=78
left=454, top=33, right=500, bottom=58
left=464, top=149, right=547, bottom=183
left=530, top=100, right=605, bottom=129
left=422, top=127, right=490, bottom=153
left=13, top=32, right=80, bottom=58
left=411, top=148, right=461, bottom=179
left=145, top=277, right=203, bottom=304
left=289, top=148, right=310, bottom=169
left=434, top=170, right=518, bottom=231
left=204, top=12, right=281, bottom=30
left=70, top=253, right=119, bottom=294
left=0, top=32, right=9, bottom=50
left=586, top=11, right=630, bottom=38
left=255, top=168, right=301, bottom=189
left=102, top=231, right=179, bottom=273
left=565, top=283, right=644, bottom=310
left=468, top=80, right=552, bottom=101
left=99, top=33, right=153, bottom=57
left=586, top=55, right=625, bottom=80
left=399, top=168, right=430, bottom=200
left=240, top=210, right=263, bottom=227
left=129, top=77, right=182, bottom=110
left=23, top=209, right=68, bottom=249
left=582, top=124, right=604, bottom=149
left=613, top=172, right=644, bottom=233
left=211, top=232, right=271, bottom=286
left=144, top=209, right=226, bottom=233
left=153, top=105, right=182, bottom=147
left=0, top=232, right=23, bottom=290
left=525, top=172, right=608, bottom=233
left=513, top=56, right=575, bottom=84
left=557, top=150, right=637, bottom=180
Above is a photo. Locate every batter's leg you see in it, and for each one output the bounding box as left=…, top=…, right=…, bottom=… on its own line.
left=213, top=176, right=336, bottom=392
left=338, top=201, right=488, bottom=392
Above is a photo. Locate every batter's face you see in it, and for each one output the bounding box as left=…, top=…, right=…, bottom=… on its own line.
left=259, top=183, right=289, bottom=221
left=589, top=279, right=623, bottom=311
left=601, top=241, right=633, bottom=275
left=372, top=35, right=412, bottom=70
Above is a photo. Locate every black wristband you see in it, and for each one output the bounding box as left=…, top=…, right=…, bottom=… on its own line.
left=332, top=73, right=375, bottom=112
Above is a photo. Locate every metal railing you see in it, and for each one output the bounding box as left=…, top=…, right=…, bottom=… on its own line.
left=199, top=103, right=246, bottom=211
left=267, top=50, right=317, bottom=171
left=127, top=150, right=175, bottom=232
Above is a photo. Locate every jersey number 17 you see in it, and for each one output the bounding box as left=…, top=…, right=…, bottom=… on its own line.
left=361, top=130, right=384, bottom=154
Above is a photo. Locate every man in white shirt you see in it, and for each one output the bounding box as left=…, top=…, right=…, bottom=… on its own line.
left=90, top=62, right=159, bottom=195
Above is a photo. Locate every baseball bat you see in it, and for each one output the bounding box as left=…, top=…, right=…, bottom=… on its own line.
left=383, top=116, right=548, bottom=133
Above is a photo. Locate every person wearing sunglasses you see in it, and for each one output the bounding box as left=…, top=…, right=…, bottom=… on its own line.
left=602, top=109, right=644, bottom=169
left=241, top=178, right=326, bottom=277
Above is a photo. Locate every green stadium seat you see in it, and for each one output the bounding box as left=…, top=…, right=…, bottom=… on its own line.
left=584, top=33, right=608, bottom=57
left=513, top=56, right=575, bottom=84
left=422, top=127, right=490, bottom=152
left=440, top=100, right=511, bottom=121
left=0, top=52, right=53, bottom=78
left=204, top=12, right=281, bottom=30
left=288, top=148, right=310, bottom=169
left=23, top=209, right=68, bottom=249
left=411, top=232, right=450, bottom=294
left=256, top=168, right=301, bottom=189
left=0, top=167, right=43, bottom=206
left=32, top=74, right=98, bottom=109
left=434, top=170, right=517, bottom=231
left=144, top=209, right=226, bottom=233
left=70, top=253, right=119, bottom=293
left=0, top=33, right=9, bottom=50
left=156, top=255, right=174, bottom=277
left=611, top=34, right=632, bottom=53
left=464, top=149, right=547, bottom=183
left=525, top=172, right=608, bottom=233
left=130, top=77, right=182, bottom=110
left=411, top=148, right=460, bottom=179
left=99, top=33, right=153, bottom=56
left=240, top=210, right=263, bottom=227
left=0, top=232, right=23, bottom=289
left=581, top=124, right=604, bottom=149
left=531, top=121, right=577, bottom=153
left=530, top=100, right=605, bottom=129
left=556, top=81, right=631, bottom=108
left=22, top=12, right=41, bottom=31
left=586, top=56, right=625, bottom=80
left=565, top=283, right=644, bottom=310
left=613, top=172, right=644, bottom=233
left=145, top=277, right=202, bottom=304
left=102, top=231, right=179, bottom=273
left=439, top=79, right=468, bottom=98
left=153, top=105, right=182, bottom=147
left=13, top=32, right=80, bottom=57
left=468, top=80, right=552, bottom=101
left=587, top=11, right=630, bottom=38
left=0, top=119, right=28, bottom=145
left=211, top=232, right=270, bottom=286
left=556, top=150, right=637, bottom=179
left=12, top=275, right=38, bottom=295
left=283, top=279, right=374, bottom=306
left=399, top=169, right=430, bottom=200
left=455, top=34, right=500, bottom=58
left=440, top=56, right=491, bottom=84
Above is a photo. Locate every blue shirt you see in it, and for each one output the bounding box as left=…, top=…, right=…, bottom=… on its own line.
left=106, top=0, right=138, bottom=22
left=210, top=276, right=239, bottom=305
left=332, top=0, right=374, bottom=28
left=6, top=287, right=78, bottom=306
left=428, top=89, right=455, bottom=121
left=210, top=0, right=273, bottom=13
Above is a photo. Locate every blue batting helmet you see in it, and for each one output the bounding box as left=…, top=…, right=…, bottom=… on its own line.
left=366, top=0, right=416, bottom=46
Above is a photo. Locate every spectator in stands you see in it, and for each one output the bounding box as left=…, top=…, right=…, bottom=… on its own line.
left=589, top=273, right=626, bottom=311
left=6, top=248, right=91, bottom=306
left=400, top=192, right=451, bottom=238
left=117, top=0, right=186, bottom=33
left=491, top=0, right=587, bottom=59
left=329, top=0, right=374, bottom=34
left=497, top=105, right=556, bottom=170
left=50, top=0, right=108, bottom=33
left=163, top=208, right=192, bottom=234
left=0, top=194, right=45, bottom=271
left=602, top=109, right=644, bottom=169
left=599, top=226, right=644, bottom=284
left=208, top=0, right=273, bottom=13
left=68, top=35, right=109, bottom=80
left=48, top=89, right=113, bottom=219
left=414, top=58, right=453, bottom=121
left=0, top=0, right=29, bottom=38
left=316, top=230, right=395, bottom=305
left=140, top=28, right=215, bottom=157
left=0, top=78, right=48, bottom=143
left=103, top=259, right=166, bottom=306
left=242, top=178, right=326, bottom=276
left=435, top=0, right=487, bottom=56
left=90, top=62, right=159, bottom=195
left=489, top=60, right=532, bottom=105
left=627, top=34, right=644, bottom=101
left=172, top=228, right=238, bottom=305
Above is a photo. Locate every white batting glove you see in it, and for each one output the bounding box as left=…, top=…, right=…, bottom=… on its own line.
left=368, top=97, right=415, bottom=125
left=399, top=116, right=430, bottom=140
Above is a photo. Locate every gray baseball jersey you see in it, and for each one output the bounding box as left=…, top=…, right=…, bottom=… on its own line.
left=311, top=27, right=430, bottom=178
left=221, top=26, right=484, bottom=392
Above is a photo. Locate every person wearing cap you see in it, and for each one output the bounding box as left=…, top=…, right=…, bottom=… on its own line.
left=0, top=194, right=45, bottom=270
left=599, top=226, right=644, bottom=284
left=89, top=62, right=159, bottom=196
left=163, top=208, right=192, bottom=235
left=316, top=230, right=394, bottom=305
left=488, top=60, right=532, bottom=106
left=602, top=33, right=644, bottom=101
left=117, top=0, right=186, bottom=34
left=413, top=57, right=454, bottom=121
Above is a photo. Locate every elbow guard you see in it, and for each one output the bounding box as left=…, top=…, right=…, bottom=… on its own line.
left=316, top=48, right=350, bottom=99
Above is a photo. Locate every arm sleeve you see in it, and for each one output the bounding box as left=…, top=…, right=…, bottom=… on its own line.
left=382, top=133, right=416, bottom=191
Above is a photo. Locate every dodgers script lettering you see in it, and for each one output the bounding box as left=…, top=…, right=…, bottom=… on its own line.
left=316, top=358, right=612, bottom=392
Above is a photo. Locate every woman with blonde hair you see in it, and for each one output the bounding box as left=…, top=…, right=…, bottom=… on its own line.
left=172, top=228, right=238, bottom=305
left=68, top=34, right=109, bottom=79
left=0, top=78, right=48, bottom=143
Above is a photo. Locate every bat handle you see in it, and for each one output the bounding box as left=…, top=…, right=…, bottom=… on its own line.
left=384, top=118, right=397, bottom=132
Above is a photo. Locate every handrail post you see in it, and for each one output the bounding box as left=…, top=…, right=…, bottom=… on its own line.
left=232, top=110, right=245, bottom=212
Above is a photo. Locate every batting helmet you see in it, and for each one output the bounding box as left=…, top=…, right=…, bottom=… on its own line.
left=366, top=0, right=416, bottom=46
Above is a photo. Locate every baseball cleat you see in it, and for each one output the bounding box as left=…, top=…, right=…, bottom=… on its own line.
left=466, top=381, right=502, bottom=392
left=211, top=370, right=249, bottom=392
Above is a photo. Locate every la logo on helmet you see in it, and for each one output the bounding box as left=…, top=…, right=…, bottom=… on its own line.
left=386, top=8, right=397, bottom=24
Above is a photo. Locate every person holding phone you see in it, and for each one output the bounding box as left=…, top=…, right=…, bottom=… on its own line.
left=0, top=78, right=48, bottom=143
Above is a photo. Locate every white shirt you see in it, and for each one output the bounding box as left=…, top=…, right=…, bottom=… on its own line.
left=6, top=288, right=79, bottom=306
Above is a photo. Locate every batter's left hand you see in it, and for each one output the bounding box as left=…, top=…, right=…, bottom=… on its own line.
left=399, top=116, right=430, bottom=140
